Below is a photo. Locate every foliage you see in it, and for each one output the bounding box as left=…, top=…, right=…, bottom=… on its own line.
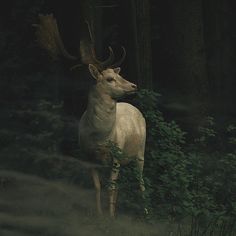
left=130, top=90, right=235, bottom=235
left=133, top=90, right=189, bottom=218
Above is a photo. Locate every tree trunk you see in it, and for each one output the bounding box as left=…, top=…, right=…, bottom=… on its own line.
left=203, top=0, right=236, bottom=115
left=169, top=0, right=209, bottom=130
left=130, top=0, right=153, bottom=89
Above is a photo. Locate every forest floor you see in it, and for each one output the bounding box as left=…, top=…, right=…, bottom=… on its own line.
left=0, top=170, right=191, bottom=236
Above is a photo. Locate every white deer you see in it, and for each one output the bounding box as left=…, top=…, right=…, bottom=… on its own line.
left=79, top=63, right=147, bottom=217
left=35, top=14, right=147, bottom=217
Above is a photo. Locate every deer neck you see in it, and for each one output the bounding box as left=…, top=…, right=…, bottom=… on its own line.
left=87, top=86, right=116, bottom=139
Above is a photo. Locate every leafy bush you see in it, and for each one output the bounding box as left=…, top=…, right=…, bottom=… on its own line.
left=118, top=89, right=236, bottom=235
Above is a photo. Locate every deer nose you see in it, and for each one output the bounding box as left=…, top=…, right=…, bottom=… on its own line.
left=131, top=84, right=137, bottom=89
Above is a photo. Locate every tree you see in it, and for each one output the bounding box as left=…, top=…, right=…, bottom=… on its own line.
left=168, top=0, right=209, bottom=131
left=203, top=0, right=236, bottom=115
left=129, top=0, right=153, bottom=89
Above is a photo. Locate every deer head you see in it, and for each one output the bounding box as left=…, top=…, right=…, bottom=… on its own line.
left=89, top=65, right=137, bottom=99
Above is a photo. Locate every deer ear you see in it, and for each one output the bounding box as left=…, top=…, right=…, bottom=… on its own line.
left=89, top=64, right=101, bottom=79
left=113, top=67, right=121, bottom=74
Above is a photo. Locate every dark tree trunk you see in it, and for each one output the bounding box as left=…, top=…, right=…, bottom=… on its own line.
left=130, top=0, right=153, bottom=89
left=171, top=0, right=208, bottom=99
left=203, top=0, right=236, bottom=116
left=169, top=0, right=209, bottom=130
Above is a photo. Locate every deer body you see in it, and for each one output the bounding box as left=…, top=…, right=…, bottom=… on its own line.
left=79, top=66, right=146, bottom=217
left=79, top=90, right=146, bottom=163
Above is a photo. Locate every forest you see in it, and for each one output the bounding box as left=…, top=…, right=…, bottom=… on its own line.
left=0, top=0, right=235, bottom=235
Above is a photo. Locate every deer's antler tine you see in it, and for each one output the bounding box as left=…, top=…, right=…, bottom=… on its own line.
left=70, top=64, right=83, bottom=71
left=100, top=47, right=115, bottom=67
left=85, top=20, right=95, bottom=44
left=90, top=46, right=115, bottom=68
left=84, top=20, right=115, bottom=69
left=110, top=46, right=126, bottom=68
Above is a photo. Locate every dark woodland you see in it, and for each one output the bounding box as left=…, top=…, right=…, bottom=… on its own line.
left=0, top=0, right=236, bottom=235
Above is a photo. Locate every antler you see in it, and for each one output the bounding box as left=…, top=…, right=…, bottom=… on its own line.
left=76, top=21, right=115, bottom=71
left=34, top=14, right=77, bottom=60
left=34, top=14, right=126, bottom=71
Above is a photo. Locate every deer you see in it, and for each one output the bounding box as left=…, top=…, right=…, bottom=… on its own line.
left=34, top=14, right=147, bottom=218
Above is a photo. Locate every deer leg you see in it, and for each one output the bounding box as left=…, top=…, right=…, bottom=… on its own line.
left=136, top=158, right=148, bottom=215
left=91, top=168, right=103, bottom=215
left=108, top=160, right=120, bottom=218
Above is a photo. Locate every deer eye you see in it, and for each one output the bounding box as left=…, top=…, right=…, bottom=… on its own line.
left=106, top=77, right=114, bottom=82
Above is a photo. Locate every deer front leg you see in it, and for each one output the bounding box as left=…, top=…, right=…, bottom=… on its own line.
left=91, top=168, right=103, bottom=215
left=136, top=158, right=148, bottom=215
left=108, top=159, right=120, bottom=218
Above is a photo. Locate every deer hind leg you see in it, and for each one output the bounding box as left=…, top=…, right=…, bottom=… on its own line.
left=136, top=157, right=148, bottom=215
left=91, top=168, right=103, bottom=215
left=108, top=159, right=120, bottom=218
